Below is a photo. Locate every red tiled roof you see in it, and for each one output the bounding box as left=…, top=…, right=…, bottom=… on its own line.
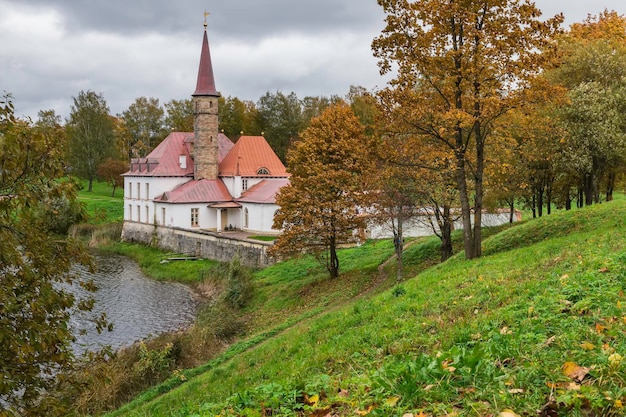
left=193, top=29, right=219, bottom=97
left=219, top=136, right=288, bottom=177
left=124, top=132, right=194, bottom=177
left=124, top=132, right=234, bottom=177
left=217, top=133, right=234, bottom=162
left=154, top=179, right=232, bottom=204
left=237, top=178, right=290, bottom=204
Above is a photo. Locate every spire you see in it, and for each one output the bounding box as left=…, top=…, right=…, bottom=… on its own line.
left=193, top=20, right=219, bottom=97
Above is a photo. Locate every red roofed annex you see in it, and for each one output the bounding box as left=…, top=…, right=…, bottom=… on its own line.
left=121, top=22, right=289, bottom=237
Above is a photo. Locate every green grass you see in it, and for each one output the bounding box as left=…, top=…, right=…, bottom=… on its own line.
left=247, top=235, right=276, bottom=242
left=106, top=200, right=626, bottom=417
left=77, top=179, right=124, bottom=223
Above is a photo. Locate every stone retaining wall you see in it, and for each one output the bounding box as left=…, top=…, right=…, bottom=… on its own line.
left=121, top=222, right=272, bottom=267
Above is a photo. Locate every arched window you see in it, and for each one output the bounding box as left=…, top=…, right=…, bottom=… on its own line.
left=257, top=167, right=270, bottom=175
left=244, top=208, right=249, bottom=229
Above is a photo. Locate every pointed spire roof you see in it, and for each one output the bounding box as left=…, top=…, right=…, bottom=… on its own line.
left=193, top=28, right=219, bottom=97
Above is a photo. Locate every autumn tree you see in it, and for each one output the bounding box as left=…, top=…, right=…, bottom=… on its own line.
left=66, top=90, right=116, bottom=192
left=164, top=98, right=194, bottom=132
left=373, top=0, right=562, bottom=259
left=0, top=94, right=100, bottom=415
left=97, top=158, right=129, bottom=197
left=121, top=96, right=167, bottom=158
left=270, top=103, right=374, bottom=278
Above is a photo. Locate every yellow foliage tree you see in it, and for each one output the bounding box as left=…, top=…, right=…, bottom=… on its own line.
left=372, top=0, right=563, bottom=259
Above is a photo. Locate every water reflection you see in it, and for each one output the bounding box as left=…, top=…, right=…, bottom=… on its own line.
left=69, top=253, right=197, bottom=354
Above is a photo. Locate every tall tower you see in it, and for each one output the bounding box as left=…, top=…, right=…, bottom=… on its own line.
left=192, top=19, right=220, bottom=180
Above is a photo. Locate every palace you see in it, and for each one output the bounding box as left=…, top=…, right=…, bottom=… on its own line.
left=122, top=24, right=289, bottom=236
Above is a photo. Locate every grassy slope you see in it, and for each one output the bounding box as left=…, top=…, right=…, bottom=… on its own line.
left=108, top=200, right=626, bottom=417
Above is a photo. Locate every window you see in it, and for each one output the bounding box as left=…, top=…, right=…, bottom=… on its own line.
left=129, top=182, right=132, bottom=199
left=242, top=179, right=248, bottom=191
left=137, top=205, right=141, bottom=223
left=257, top=167, right=270, bottom=175
left=137, top=183, right=141, bottom=199
left=146, top=206, right=150, bottom=223
left=128, top=204, right=132, bottom=220
left=244, top=208, right=249, bottom=228
left=161, top=207, right=166, bottom=225
left=191, top=208, right=199, bottom=227
left=145, top=183, right=150, bottom=200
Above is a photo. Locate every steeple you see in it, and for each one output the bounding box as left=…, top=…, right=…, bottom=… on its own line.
left=192, top=17, right=220, bottom=180
left=192, top=26, right=219, bottom=97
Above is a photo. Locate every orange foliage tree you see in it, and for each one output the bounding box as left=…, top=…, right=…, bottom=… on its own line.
left=269, top=103, right=375, bottom=278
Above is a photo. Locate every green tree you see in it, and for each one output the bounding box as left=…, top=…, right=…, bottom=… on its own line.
left=218, top=96, right=260, bottom=139
left=269, top=104, right=374, bottom=278
left=164, top=98, right=194, bottom=132
left=256, top=91, right=303, bottom=161
left=0, top=94, right=98, bottom=415
left=373, top=0, right=562, bottom=259
left=121, top=96, right=167, bottom=158
left=66, top=90, right=116, bottom=192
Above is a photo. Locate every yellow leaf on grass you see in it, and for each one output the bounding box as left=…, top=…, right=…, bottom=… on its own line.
left=595, top=323, right=606, bottom=334
left=307, top=394, right=319, bottom=406
left=499, top=410, right=521, bottom=417
left=580, top=342, right=596, bottom=350
left=384, top=396, right=400, bottom=407
left=563, top=361, right=591, bottom=382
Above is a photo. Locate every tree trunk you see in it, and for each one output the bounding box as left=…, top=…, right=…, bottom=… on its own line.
left=88, top=178, right=93, bottom=192
left=455, top=153, right=475, bottom=259
left=111, top=184, right=117, bottom=198
left=394, top=211, right=404, bottom=282
left=606, top=172, right=615, bottom=201
left=440, top=205, right=453, bottom=261
left=329, top=235, right=339, bottom=278
left=509, top=200, right=515, bottom=223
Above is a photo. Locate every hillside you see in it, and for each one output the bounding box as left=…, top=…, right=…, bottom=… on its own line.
left=109, top=200, right=626, bottom=417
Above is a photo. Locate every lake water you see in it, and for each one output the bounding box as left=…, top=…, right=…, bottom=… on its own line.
left=69, top=253, right=198, bottom=354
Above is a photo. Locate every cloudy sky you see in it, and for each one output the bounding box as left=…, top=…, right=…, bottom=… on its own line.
left=2, top=0, right=625, bottom=121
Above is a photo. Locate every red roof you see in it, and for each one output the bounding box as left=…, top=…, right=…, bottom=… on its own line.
left=219, top=136, right=288, bottom=177
left=154, top=179, right=232, bottom=204
left=125, top=132, right=194, bottom=177
left=237, top=178, right=290, bottom=204
left=193, top=29, right=219, bottom=97
left=125, top=132, right=234, bottom=177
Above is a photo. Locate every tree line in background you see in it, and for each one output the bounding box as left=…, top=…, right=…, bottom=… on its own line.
left=32, top=85, right=377, bottom=196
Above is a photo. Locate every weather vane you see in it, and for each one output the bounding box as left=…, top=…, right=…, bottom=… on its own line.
left=204, top=10, right=210, bottom=28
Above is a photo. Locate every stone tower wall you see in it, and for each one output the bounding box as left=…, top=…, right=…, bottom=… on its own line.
left=193, top=95, right=219, bottom=180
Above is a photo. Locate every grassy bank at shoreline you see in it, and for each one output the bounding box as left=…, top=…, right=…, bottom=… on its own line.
left=75, top=181, right=626, bottom=416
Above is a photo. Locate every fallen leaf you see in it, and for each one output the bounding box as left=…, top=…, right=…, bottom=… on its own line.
left=580, top=342, right=596, bottom=350
left=566, top=382, right=581, bottom=391
left=384, top=396, right=400, bottom=407
left=508, top=388, right=524, bottom=394
left=595, top=323, right=606, bottom=334
left=356, top=405, right=373, bottom=415
left=337, top=389, right=349, bottom=398
left=615, top=399, right=623, bottom=409
left=598, top=267, right=610, bottom=273
left=499, top=410, right=521, bottom=417
left=500, top=326, right=512, bottom=335
left=563, top=361, right=591, bottom=382
left=307, top=394, right=320, bottom=406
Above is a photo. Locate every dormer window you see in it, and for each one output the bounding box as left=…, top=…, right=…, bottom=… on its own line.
left=257, top=167, right=270, bottom=175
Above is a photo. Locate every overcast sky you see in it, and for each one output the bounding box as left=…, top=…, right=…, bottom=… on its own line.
left=2, top=1, right=625, bottom=121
